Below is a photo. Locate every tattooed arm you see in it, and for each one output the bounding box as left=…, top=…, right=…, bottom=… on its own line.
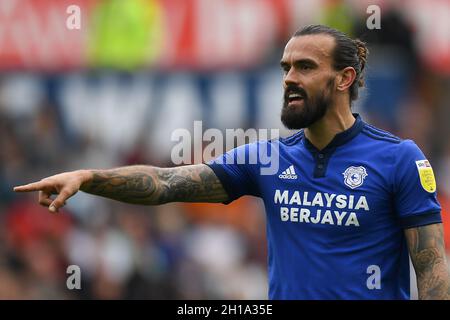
left=13, top=164, right=229, bottom=212
left=405, top=223, right=450, bottom=300
left=81, top=165, right=228, bottom=204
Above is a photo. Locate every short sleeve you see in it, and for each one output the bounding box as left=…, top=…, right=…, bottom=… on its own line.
left=393, top=140, right=442, bottom=228
left=205, top=142, right=266, bottom=204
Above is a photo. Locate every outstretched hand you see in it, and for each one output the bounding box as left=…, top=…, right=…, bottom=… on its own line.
left=13, top=170, right=91, bottom=213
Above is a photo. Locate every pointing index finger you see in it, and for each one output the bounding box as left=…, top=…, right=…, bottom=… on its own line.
left=13, top=181, right=48, bottom=192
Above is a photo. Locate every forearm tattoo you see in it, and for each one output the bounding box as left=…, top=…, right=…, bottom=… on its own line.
left=405, top=224, right=450, bottom=300
left=80, top=164, right=228, bottom=205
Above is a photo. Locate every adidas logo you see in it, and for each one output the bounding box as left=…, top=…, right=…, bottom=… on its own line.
left=279, top=165, right=298, bottom=180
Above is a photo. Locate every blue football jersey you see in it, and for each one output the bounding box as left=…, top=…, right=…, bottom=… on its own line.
left=206, top=114, right=441, bottom=300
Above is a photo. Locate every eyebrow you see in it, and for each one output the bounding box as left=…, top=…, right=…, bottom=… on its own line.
left=280, top=58, right=318, bottom=68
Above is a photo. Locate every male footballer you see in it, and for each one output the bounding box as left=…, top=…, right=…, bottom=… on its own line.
left=14, top=25, right=450, bottom=300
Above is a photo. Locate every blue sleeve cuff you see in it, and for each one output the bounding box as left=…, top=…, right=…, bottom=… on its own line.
left=400, top=211, right=442, bottom=229
left=205, top=162, right=238, bottom=204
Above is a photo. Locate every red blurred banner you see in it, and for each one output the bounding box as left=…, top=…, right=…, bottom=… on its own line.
left=0, top=0, right=449, bottom=73
left=0, top=0, right=92, bottom=70
left=0, top=0, right=291, bottom=70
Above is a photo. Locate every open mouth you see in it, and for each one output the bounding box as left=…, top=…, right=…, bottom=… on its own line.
left=287, top=92, right=305, bottom=105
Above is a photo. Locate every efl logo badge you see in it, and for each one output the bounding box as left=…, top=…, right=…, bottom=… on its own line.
left=415, top=160, right=436, bottom=193
left=343, top=166, right=368, bottom=189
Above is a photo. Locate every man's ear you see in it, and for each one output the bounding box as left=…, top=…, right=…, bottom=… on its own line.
left=336, top=67, right=357, bottom=93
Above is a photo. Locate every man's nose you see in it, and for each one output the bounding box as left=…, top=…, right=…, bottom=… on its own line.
left=283, top=68, right=300, bottom=88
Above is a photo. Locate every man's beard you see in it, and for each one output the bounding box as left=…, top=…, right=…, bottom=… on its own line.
left=281, top=79, right=335, bottom=130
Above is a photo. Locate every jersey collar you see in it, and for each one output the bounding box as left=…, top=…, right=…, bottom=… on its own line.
left=303, top=113, right=364, bottom=153
left=302, top=113, right=364, bottom=178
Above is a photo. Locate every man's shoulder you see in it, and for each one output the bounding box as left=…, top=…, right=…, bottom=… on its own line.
left=358, top=123, right=429, bottom=171
left=359, top=122, right=425, bottom=155
left=360, top=123, right=403, bottom=144
left=277, top=129, right=304, bottom=146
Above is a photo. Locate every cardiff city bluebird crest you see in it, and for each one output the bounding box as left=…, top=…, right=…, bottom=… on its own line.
left=343, top=166, right=368, bottom=189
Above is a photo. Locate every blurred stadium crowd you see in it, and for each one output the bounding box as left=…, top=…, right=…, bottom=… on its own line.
left=0, top=0, right=449, bottom=299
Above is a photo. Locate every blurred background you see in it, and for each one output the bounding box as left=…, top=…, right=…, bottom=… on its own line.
left=0, top=0, right=449, bottom=299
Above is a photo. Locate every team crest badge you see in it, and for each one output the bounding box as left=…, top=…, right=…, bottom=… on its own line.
left=415, top=160, right=436, bottom=193
left=343, top=166, right=368, bottom=189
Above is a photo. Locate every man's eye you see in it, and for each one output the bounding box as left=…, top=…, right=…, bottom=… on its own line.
left=301, top=65, right=311, bottom=71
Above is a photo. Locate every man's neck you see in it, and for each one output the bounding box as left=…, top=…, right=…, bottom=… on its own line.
left=304, top=108, right=356, bottom=151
